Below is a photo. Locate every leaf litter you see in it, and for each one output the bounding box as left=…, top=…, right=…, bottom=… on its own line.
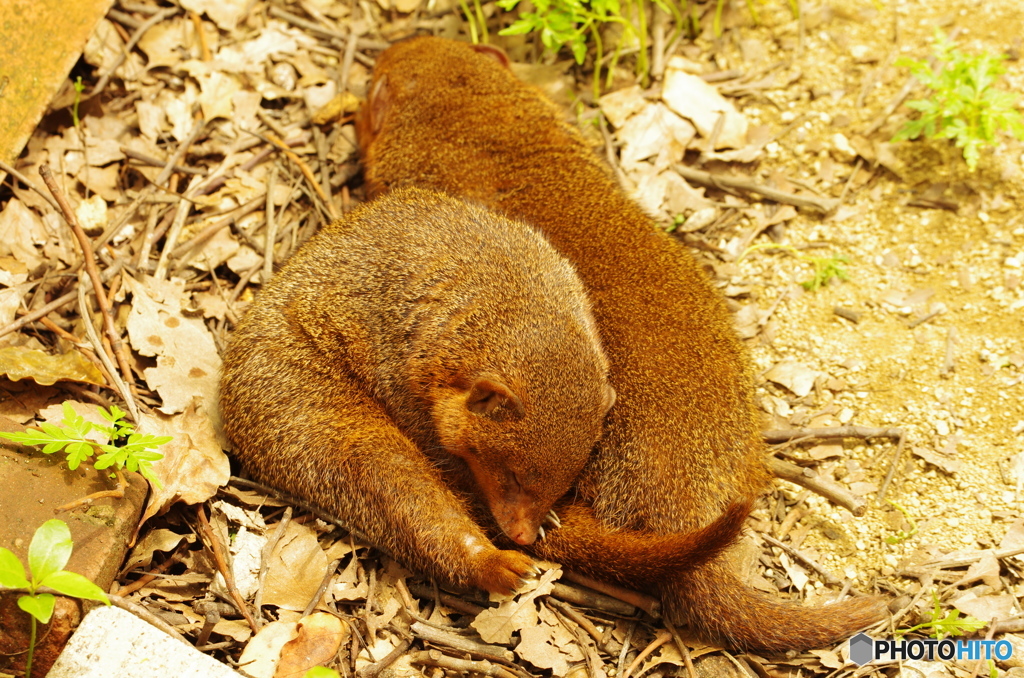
left=1, top=0, right=1024, bottom=675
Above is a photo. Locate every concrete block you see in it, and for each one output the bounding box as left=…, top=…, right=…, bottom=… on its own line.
left=47, top=605, right=240, bottom=677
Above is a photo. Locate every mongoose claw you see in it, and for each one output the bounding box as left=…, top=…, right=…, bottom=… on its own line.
left=545, top=510, right=562, bottom=528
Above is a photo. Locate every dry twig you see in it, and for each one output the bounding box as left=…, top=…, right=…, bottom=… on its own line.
left=767, top=456, right=866, bottom=516
left=410, top=650, right=518, bottom=678
left=39, top=165, right=139, bottom=420
left=560, top=570, right=658, bottom=617
left=264, top=131, right=340, bottom=220
left=621, top=629, right=673, bottom=678
left=195, top=504, right=260, bottom=633
left=762, top=534, right=843, bottom=586
left=673, top=164, right=838, bottom=213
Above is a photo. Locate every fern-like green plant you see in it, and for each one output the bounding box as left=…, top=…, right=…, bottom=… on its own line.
left=497, top=0, right=682, bottom=96
left=0, top=402, right=169, bottom=488
left=740, top=243, right=850, bottom=291
left=896, top=591, right=986, bottom=639
left=893, top=30, right=1024, bottom=171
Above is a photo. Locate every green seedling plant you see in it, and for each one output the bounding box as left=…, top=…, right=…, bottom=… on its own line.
left=0, top=402, right=168, bottom=488
left=893, top=30, right=1024, bottom=171
left=71, top=76, right=86, bottom=128
left=304, top=668, right=341, bottom=678
left=0, top=519, right=110, bottom=676
left=497, top=0, right=683, bottom=97
left=883, top=500, right=919, bottom=545
left=896, top=590, right=986, bottom=639
left=741, top=243, right=849, bottom=291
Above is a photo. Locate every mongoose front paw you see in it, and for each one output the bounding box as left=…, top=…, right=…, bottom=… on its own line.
left=473, top=549, right=537, bottom=594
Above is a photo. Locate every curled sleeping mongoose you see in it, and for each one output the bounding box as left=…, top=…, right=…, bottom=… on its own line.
left=355, top=36, right=887, bottom=652
left=220, top=187, right=746, bottom=596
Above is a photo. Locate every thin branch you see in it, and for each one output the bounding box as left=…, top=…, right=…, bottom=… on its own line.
left=673, top=164, right=839, bottom=213
left=762, top=534, right=843, bottom=586
left=768, top=456, right=866, bottom=516
left=0, top=160, right=60, bottom=211
left=39, top=165, right=139, bottom=420
left=0, top=259, right=125, bottom=340
left=195, top=504, right=260, bottom=633
left=264, top=131, right=339, bottom=220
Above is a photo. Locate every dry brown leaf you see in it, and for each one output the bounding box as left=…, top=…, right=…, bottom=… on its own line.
left=661, top=173, right=713, bottom=217
left=0, top=198, right=46, bottom=269
left=662, top=58, right=748, bottom=149
left=120, top=528, right=189, bottom=575
left=138, top=404, right=231, bottom=525
left=598, top=85, right=646, bottom=128
left=310, top=91, right=361, bottom=125
left=0, top=346, right=105, bottom=387
left=472, top=566, right=560, bottom=644
left=136, top=17, right=193, bottom=69
left=847, top=481, right=879, bottom=496
left=733, top=304, right=762, bottom=340
left=189, top=66, right=243, bottom=120
left=263, top=521, right=329, bottom=611
left=77, top=164, right=121, bottom=201
left=517, top=624, right=570, bottom=676
left=123, top=274, right=224, bottom=441
left=809, top=444, right=844, bottom=460
left=229, top=526, right=267, bottom=600
left=0, top=283, right=32, bottom=327
left=179, top=0, right=250, bottom=30
left=515, top=604, right=582, bottom=676
left=778, top=551, right=809, bottom=591
left=213, top=619, right=253, bottom=642
left=808, top=648, right=844, bottom=669
left=274, top=613, right=350, bottom=678
left=764, top=360, right=821, bottom=398
left=617, top=103, right=695, bottom=169
left=952, top=590, right=1014, bottom=621
left=910, top=445, right=961, bottom=475
left=238, top=621, right=300, bottom=678
left=960, top=550, right=1002, bottom=591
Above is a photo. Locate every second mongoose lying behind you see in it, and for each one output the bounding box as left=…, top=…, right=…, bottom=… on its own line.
left=357, top=36, right=886, bottom=652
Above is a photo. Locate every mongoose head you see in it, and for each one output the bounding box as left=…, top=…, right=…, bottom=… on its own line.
left=432, top=371, right=616, bottom=546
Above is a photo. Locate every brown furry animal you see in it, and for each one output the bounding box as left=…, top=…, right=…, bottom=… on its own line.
left=220, top=187, right=746, bottom=595
left=356, top=36, right=886, bottom=652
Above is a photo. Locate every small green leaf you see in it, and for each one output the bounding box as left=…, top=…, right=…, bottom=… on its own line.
left=39, top=422, right=66, bottom=439
left=0, top=548, right=30, bottom=589
left=138, top=463, right=164, bottom=490
left=0, top=430, right=57, bottom=447
left=18, top=593, right=55, bottom=624
left=64, top=442, right=95, bottom=470
left=41, top=440, right=69, bottom=455
left=40, top=570, right=110, bottom=604
left=304, top=668, right=341, bottom=678
left=28, top=520, right=73, bottom=584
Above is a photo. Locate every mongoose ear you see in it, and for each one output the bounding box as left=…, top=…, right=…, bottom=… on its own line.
left=602, top=384, right=617, bottom=415
left=471, top=44, right=511, bottom=69
left=467, top=379, right=525, bottom=419
left=367, top=74, right=391, bottom=136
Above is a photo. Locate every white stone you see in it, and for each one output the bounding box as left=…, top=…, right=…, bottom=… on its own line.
left=48, top=605, right=240, bottom=677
